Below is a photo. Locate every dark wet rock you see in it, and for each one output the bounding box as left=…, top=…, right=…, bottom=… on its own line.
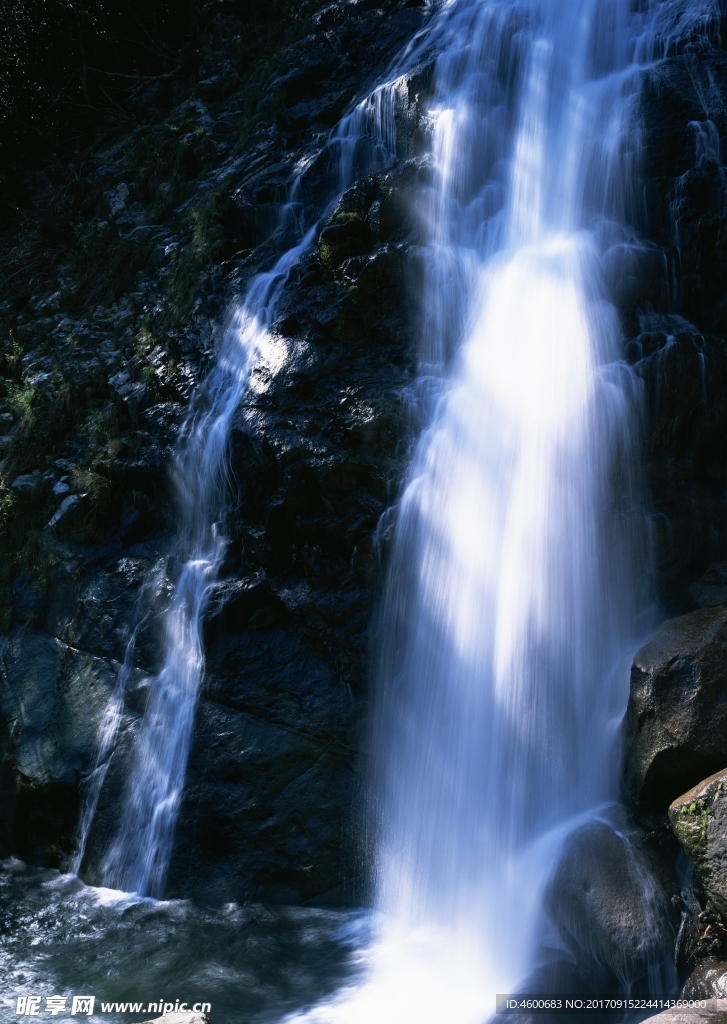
left=690, top=564, right=727, bottom=609
left=108, top=371, right=152, bottom=419
left=47, top=494, right=84, bottom=532
left=634, top=48, right=727, bottom=610
left=0, top=632, right=119, bottom=867
left=674, top=883, right=705, bottom=976
left=0, top=0, right=426, bottom=902
left=635, top=325, right=727, bottom=609
left=319, top=215, right=371, bottom=269
left=544, top=819, right=677, bottom=990
left=670, top=770, right=727, bottom=919
left=622, top=608, right=727, bottom=811
left=10, top=472, right=42, bottom=497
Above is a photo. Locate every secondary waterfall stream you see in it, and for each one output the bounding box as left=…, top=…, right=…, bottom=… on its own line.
left=71, top=26, right=422, bottom=895
left=57, top=0, right=720, bottom=1017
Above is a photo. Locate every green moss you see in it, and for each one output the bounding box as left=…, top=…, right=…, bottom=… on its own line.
left=69, top=468, right=117, bottom=543
left=165, top=186, right=230, bottom=324
left=84, top=403, right=127, bottom=447
left=671, top=798, right=713, bottom=866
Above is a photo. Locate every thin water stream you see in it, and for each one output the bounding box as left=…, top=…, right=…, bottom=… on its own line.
left=6, top=1, right=723, bottom=1021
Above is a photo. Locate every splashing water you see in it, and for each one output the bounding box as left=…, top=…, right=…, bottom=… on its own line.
left=283, top=0, right=706, bottom=1021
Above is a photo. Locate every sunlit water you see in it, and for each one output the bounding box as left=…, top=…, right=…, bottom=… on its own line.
left=284, top=0, right=719, bottom=1021
left=10, top=0, right=725, bottom=1020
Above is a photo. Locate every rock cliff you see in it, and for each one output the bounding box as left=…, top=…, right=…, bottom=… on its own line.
left=3, top=0, right=727, bottom=921
left=0, top=0, right=432, bottom=905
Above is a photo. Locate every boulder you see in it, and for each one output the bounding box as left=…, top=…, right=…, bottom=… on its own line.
left=643, top=1001, right=727, bottom=1023
left=670, top=769, right=727, bottom=919
left=622, top=608, right=727, bottom=810
left=544, top=819, right=676, bottom=988
left=11, top=472, right=41, bottom=497
left=682, top=959, right=727, bottom=1000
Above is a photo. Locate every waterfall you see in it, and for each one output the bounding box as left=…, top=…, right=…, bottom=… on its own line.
left=71, top=26, right=434, bottom=895
left=374, top=0, right=645, bottom=929
left=286, top=1, right=699, bottom=1022
left=71, top=0, right=703, bottom=997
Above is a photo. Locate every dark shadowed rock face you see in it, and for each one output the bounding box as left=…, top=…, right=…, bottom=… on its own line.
left=690, top=563, right=727, bottom=609
left=622, top=608, right=727, bottom=812
left=670, top=769, right=727, bottom=921
left=631, top=47, right=727, bottom=611
left=0, top=0, right=438, bottom=905
left=0, top=0, right=431, bottom=904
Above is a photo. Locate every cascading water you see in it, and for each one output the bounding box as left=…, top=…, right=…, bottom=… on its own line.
left=374, top=0, right=647, bottom=932
left=72, top=40, right=428, bottom=895
left=286, top=1, right=694, bottom=1022
left=96, top=290, right=280, bottom=896
left=5, top=2, right=726, bottom=1021
left=70, top=0, right=707, bottom=1004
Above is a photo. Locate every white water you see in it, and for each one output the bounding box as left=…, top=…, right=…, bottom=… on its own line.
left=374, top=0, right=645, bottom=929
left=73, top=34, right=425, bottom=895
left=97, top=245, right=301, bottom=895
left=71, top=0, right=718, bottom=1005
left=284, top=1, right=722, bottom=1022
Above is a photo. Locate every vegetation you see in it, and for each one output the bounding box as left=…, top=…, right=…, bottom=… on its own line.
left=0, top=0, right=328, bottom=630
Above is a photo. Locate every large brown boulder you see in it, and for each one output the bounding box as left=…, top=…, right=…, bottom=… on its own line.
left=622, top=608, right=727, bottom=810
left=670, top=769, right=727, bottom=919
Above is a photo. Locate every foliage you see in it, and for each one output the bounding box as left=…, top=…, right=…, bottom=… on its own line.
left=0, top=0, right=327, bottom=629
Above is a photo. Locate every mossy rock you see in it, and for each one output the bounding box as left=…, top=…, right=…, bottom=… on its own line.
left=318, top=213, right=370, bottom=270
left=670, top=768, right=727, bottom=917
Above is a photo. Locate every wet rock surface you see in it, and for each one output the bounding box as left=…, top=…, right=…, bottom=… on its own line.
left=0, top=0, right=432, bottom=903
left=670, top=770, right=727, bottom=921
left=543, top=818, right=677, bottom=992
left=632, top=40, right=727, bottom=611
left=644, top=1002, right=727, bottom=1024
left=682, top=959, right=727, bottom=1000
left=690, top=564, right=727, bottom=610
left=622, top=608, right=727, bottom=812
